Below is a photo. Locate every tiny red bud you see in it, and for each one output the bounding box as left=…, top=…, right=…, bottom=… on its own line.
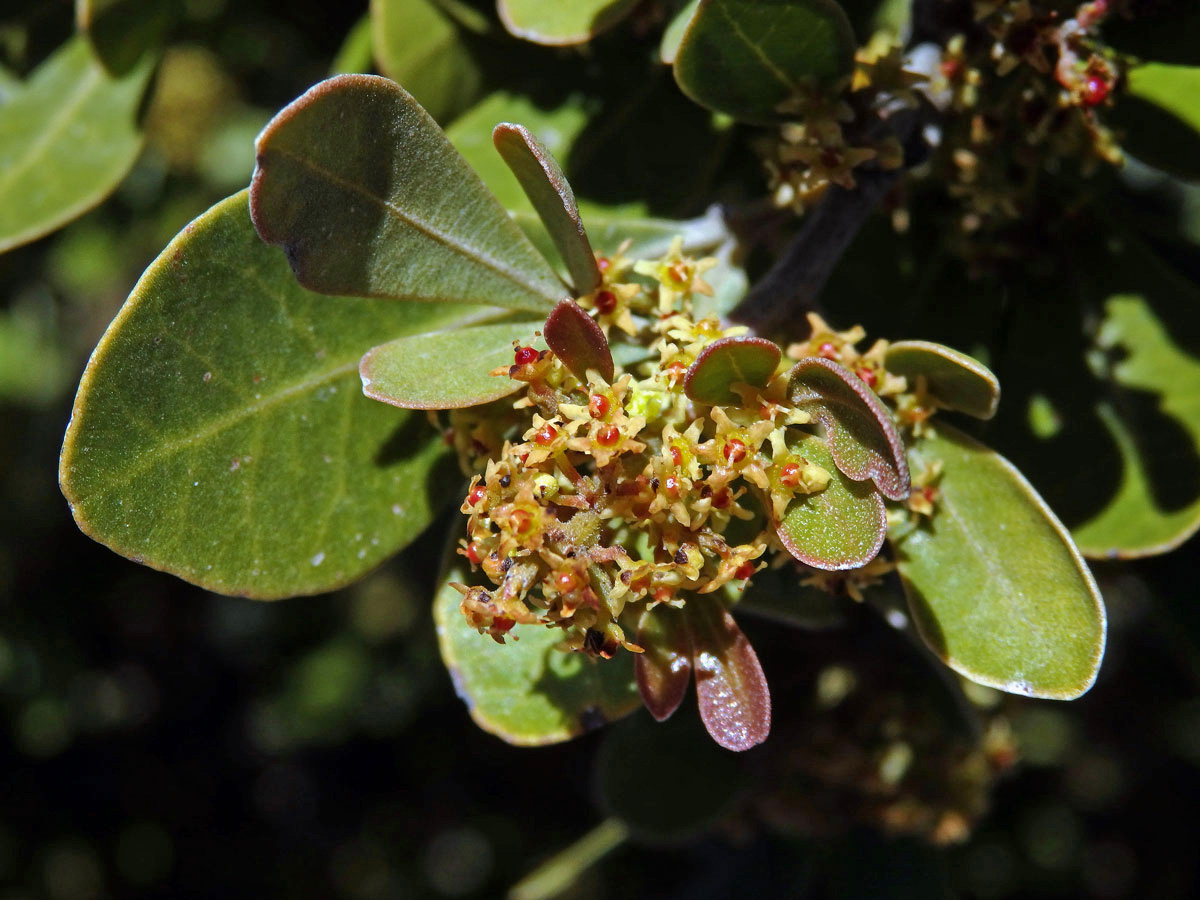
left=511, top=509, right=533, bottom=534
left=534, top=424, right=558, bottom=446
left=818, top=342, right=838, bottom=360
left=779, top=462, right=802, bottom=488
left=596, top=256, right=610, bottom=272
left=856, top=367, right=878, bottom=388
left=665, top=361, right=687, bottom=384
left=1081, top=76, right=1109, bottom=107
left=555, top=571, right=580, bottom=593
left=588, top=393, right=610, bottom=419
left=595, top=290, right=617, bottom=315
left=669, top=445, right=684, bottom=467
left=465, top=542, right=482, bottom=565
left=722, top=438, right=747, bottom=464
left=467, top=483, right=487, bottom=506
left=922, top=486, right=938, bottom=504
left=514, top=345, right=538, bottom=366
left=712, top=488, right=731, bottom=509
left=596, top=424, right=620, bottom=446
left=735, top=561, right=756, bottom=580
left=492, top=616, right=515, bottom=634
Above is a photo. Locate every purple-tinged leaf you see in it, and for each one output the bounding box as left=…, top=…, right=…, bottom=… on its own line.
left=635, top=605, right=693, bottom=722
left=686, top=597, right=770, bottom=751
left=788, top=356, right=910, bottom=501
left=776, top=434, right=887, bottom=570
left=684, top=336, right=781, bottom=405
left=493, top=123, right=601, bottom=295
left=885, top=340, right=1000, bottom=420
left=543, top=298, right=614, bottom=383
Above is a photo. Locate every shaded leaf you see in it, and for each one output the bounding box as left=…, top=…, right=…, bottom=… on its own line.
left=893, top=423, right=1106, bottom=699
left=0, top=36, right=152, bottom=254
left=434, top=554, right=640, bottom=745
left=776, top=434, right=887, bottom=570
left=788, top=356, right=910, bottom=500
left=685, top=335, right=781, bottom=405
left=544, top=299, right=614, bottom=383
left=250, top=75, right=564, bottom=313
left=370, top=0, right=484, bottom=122
left=361, top=319, right=542, bottom=409
left=60, top=192, right=480, bottom=599
left=634, top=604, right=692, bottom=722
left=494, top=123, right=601, bottom=293
left=885, top=340, right=1000, bottom=420
left=498, top=0, right=639, bottom=45
left=660, top=0, right=700, bottom=64
left=1102, top=0, right=1200, bottom=67
left=687, top=596, right=770, bottom=751
left=1120, top=63, right=1200, bottom=181
left=77, top=0, right=174, bottom=75
left=672, top=0, right=856, bottom=124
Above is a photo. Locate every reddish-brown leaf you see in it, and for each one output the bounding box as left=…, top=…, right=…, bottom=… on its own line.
left=635, top=605, right=693, bottom=722
left=544, top=298, right=614, bottom=382
left=686, top=597, right=770, bottom=751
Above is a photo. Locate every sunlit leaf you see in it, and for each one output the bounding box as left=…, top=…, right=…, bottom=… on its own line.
left=1127, top=64, right=1200, bottom=137
left=361, top=319, right=542, bottom=409
left=893, top=423, right=1106, bottom=700
left=0, top=37, right=152, bottom=254
left=60, top=192, right=483, bottom=599
left=497, top=0, right=639, bottom=45
left=885, top=340, right=1000, bottom=420
left=685, top=336, right=781, bottom=405
left=77, top=0, right=173, bottom=75
left=776, top=434, right=887, bottom=570
left=687, top=595, right=770, bottom=751
left=544, top=299, right=614, bottom=383
left=788, top=356, right=910, bottom=501
left=250, top=75, right=564, bottom=313
left=494, top=123, right=601, bottom=294
left=660, top=0, right=700, bottom=64
left=672, top=0, right=856, bottom=124
left=434, top=554, right=640, bottom=745
left=634, top=604, right=692, bottom=722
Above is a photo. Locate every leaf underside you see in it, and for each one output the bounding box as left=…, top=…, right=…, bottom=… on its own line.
left=686, top=596, right=770, bottom=751
left=635, top=604, right=693, bottom=722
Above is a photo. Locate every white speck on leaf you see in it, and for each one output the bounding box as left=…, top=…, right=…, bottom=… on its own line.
left=392, top=504, right=403, bottom=516
left=311, top=552, right=325, bottom=567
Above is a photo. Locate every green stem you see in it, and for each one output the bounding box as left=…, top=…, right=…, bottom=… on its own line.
left=507, top=819, right=630, bottom=900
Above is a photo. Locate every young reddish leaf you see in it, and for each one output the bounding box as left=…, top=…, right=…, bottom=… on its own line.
left=493, top=123, right=602, bottom=295
left=684, top=336, right=781, bottom=405
left=686, top=597, right=770, bottom=751
left=543, top=298, right=614, bottom=383
left=885, top=340, right=1000, bottom=420
left=635, top=605, right=693, bottom=722
left=788, top=356, right=910, bottom=501
left=776, top=434, right=887, bottom=570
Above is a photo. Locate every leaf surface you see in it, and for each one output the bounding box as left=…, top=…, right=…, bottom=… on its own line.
left=250, top=75, right=564, bottom=313
left=660, top=0, right=700, bottom=64
left=61, top=192, right=483, bottom=599
left=685, top=335, right=781, bottom=405
left=885, top=340, right=1000, bottom=420
left=634, top=604, right=692, bottom=722
left=77, top=0, right=172, bottom=75
left=893, top=424, right=1106, bottom=699
left=498, top=0, right=639, bottom=45
left=0, top=36, right=152, bottom=254
left=687, top=596, right=770, bottom=751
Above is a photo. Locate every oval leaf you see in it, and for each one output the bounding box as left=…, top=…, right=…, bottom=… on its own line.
left=250, top=75, right=564, bottom=313
left=361, top=319, right=543, bottom=409
left=60, top=192, right=484, bottom=599
left=494, top=122, right=601, bottom=294
left=543, top=298, right=614, bottom=383
left=776, top=434, right=887, bottom=570
left=498, top=0, right=639, bottom=45
left=686, top=597, right=770, bottom=751
left=435, top=554, right=640, bottom=745
left=634, top=604, right=693, bottom=722
left=684, top=336, right=781, bottom=405
left=893, top=423, right=1107, bottom=700
left=0, top=36, right=152, bottom=254
left=788, top=356, right=910, bottom=501
left=885, top=340, right=1000, bottom=420
left=672, top=0, right=856, bottom=124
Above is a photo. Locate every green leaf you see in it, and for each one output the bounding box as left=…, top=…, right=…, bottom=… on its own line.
left=434, top=553, right=640, bottom=745
left=329, top=15, right=375, bottom=75
left=370, top=0, right=484, bottom=122
left=543, top=299, right=614, bottom=383
left=672, top=0, right=856, bottom=124
left=60, top=192, right=482, bottom=599
left=494, top=123, right=601, bottom=294
left=686, top=596, right=770, bottom=751
left=776, top=434, right=887, bottom=570
left=684, top=335, right=781, bottom=405
left=885, top=340, right=1000, bottom=420
left=634, top=604, right=692, bottom=722
left=361, top=319, right=542, bottom=409
left=497, top=0, right=639, bottom=45
left=250, top=75, right=565, bottom=313
left=660, top=0, right=700, bottom=64
left=0, top=36, right=152, bottom=255
left=1128, top=63, right=1200, bottom=136
left=1116, top=64, right=1200, bottom=182
left=788, top=356, right=910, bottom=501
left=77, top=0, right=173, bottom=75
left=893, top=423, right=1106, bottom=700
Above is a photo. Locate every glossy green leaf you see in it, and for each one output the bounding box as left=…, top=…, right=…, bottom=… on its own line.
left=685, top=335, right=781, bottom=405
left=776, top=434, right=887, bottom=570
left=361, top=319, right=542, bottom=409
left=77, top=0, right=173, bottom=75
left=370, top=0, right=484, bottom=122
left=885, top=340, right=1000, bottom=420
left=686, top=596, right=770, bottom=751
left=544, top=299, right=614, bottom=383
left=0, top=37, right=152, bottom=255
left=434, top=555, right=640, bottom=745
left=497, top=0, right=639, bottom=45
left=660, top=0, right=700, bottom=64
left=672, top=0, right=856, bottom=124
left=250, top=75, right=565, bottom=313
left=634, top=604, right=692, bottom=722
left=329, top=15, right=374, bottom=75
left=494, top=123, right=601, bottom=294
left=1127, top=63, right=1200, bottom=136
left=788, top=356, right=910, bottom=501
left=60, top=192, right=481, bottom=599
left=893, top=423, right=1106, bottom=699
